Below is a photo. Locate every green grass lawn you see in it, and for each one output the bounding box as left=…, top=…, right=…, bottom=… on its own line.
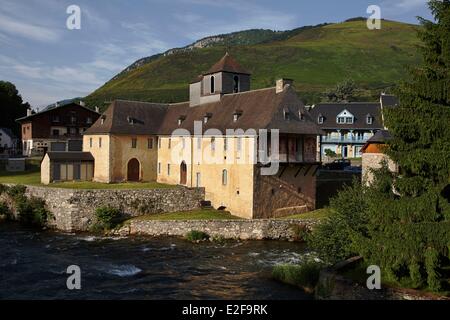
left=279, top=208, right=334, bottom=220
left=0, top=169, right=174, bottom=190
left=130, top=209, right=242, bottom=221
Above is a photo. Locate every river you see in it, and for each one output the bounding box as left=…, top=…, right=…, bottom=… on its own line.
left=0, top=223, right=313, bottom=300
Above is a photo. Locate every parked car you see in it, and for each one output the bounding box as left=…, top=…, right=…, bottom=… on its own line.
left=323, top=159, right=351, bottom=170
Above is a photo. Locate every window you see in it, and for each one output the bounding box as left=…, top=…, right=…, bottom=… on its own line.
left=86, top=117, right=92, bottom=124
left=233, top=114, right=239, bottom=122
left=99, top=137, right=102, bottom=148
left=211, top=137, right=216, bottom=151
left=204, top=116, right=209, bottom=124
left=318, top=116, right=324, bottom=124
left=132, top=138, right=137, bottom=148
left=69, top=127, right=77, bottom=135
left=167, top=164, right=171, bottom=176
left=283, top=110, right=290, bottom=121
left=299, top=111, right=305, bottom=120
left=197, top=137, right=202, bottom=150
left=168, top=138, right=171, bottom=149
left=178, top=119, right=182, bottom=126
left=337, top=117, right=345, bottom=124
left=366, top=115, right=373, bottom=125
left=158, top=162, right=161, bottom=174
left=148, top=138, right=153, bottom=149
left=71, top=116, right=77, bottom=124
left=233, top=75, right=239, bottom=93
left=224, top=137, right=228, bottom=151
left=222, top=169, right=228, bottom=185
left=210, top=76, right=215, bottom=94
left=345, top=117, right=353, bottom=124
left=101, top=116, right=106, bottom=125
left=237, top=137, right=242, bottom=152
left=52, top=129, right=60, bottom=136
left=181, top=138, right=186, bottom=149
left=89, top=138, right=92, bottom=148
left=158, top=137, right=161, bottom=149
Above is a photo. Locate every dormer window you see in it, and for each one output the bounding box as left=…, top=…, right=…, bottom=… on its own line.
left=210, top=76, right=215, bottom=94
left=283, top=109, right=290, bottom=121
left=127, top=116, right=135, bottom=125
left=318, top=115, right=324, bottom=124
left=366, top=114, right=374, bottom=125
left=336, top=109, right=354, bottom=124
left=233, top=75, right=239, bottom=93
left=178, top=115, right=186, bottom=126
left=100, top=115, right=106, bottom=125
left=204, top=113, right=212, bottom=124
left=233, top=110, right=243, bottom=122
left=298, top=111, right=305, bottom=121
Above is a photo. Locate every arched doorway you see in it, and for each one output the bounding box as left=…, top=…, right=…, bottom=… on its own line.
left=127, top=158, right=140, bottom=181
left=180, top=161, right=187, bottom=185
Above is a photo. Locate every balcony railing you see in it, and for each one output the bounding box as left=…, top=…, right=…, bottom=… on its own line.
left=321, top=136, right=368, bottom=144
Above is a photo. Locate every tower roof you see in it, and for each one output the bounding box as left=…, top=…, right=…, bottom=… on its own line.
left=203, top=53, right=251, bottom=75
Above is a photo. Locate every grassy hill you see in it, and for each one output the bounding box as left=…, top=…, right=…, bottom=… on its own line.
left=86, top=19, right=421, bottom=110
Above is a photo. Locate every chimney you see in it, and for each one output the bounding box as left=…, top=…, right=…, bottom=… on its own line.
left=27, top=108, right=32, bottom=116
left=95, top=106, right=99, bottom=113
left=276, top=78, right=294, bottom=94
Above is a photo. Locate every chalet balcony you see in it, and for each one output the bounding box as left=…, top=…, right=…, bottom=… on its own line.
left=321, top=136, right=368, bottom=144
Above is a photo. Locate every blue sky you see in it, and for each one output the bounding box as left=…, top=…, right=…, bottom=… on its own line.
left=0, top=0, right=433, bottom=108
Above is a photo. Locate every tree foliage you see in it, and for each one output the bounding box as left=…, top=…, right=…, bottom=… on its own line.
left=0, top=81, right=29, bottom=136
left=310, top=1, right=450, bottom=292
left=323, top=78, right=357, bottom=102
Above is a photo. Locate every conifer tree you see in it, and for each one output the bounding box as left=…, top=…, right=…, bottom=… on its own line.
left=359, top=0, right=450, bottom=291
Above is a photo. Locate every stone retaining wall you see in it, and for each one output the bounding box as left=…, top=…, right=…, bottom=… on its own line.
left=3, top=184, right=205, bottom=232
left=113, top=219, right=318, bottom=240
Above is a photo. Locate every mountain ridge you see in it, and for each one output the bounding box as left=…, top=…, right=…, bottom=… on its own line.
left=86, top=18, right=421, bottom=110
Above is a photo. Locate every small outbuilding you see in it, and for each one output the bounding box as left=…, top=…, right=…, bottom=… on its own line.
left=41, top=151, right=94, bottom=184
left=361, top=130, right=398, bottom=184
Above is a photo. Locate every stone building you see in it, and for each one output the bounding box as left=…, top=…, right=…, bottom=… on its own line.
left=47, top=54, right=323, bottom=219
left=361, top=130, right=398, bottom=184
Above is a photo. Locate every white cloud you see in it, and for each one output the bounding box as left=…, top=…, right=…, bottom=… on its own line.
left=0, top=13, right=61, bottom=42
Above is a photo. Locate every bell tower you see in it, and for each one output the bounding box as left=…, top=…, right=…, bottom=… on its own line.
left=189, top=53, right=251, bottom=107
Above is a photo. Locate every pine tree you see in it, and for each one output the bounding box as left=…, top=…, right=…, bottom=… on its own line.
left=361, top=0, right=450, bottom=291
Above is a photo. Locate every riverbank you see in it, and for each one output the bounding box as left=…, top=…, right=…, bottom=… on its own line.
left=112, top=218, right=318, bottom=240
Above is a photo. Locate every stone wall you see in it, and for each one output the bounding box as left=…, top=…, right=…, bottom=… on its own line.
left=4, top=184, right=204, bottom=232
left=362, top=153, right=398, bottom=185
left=114, top=218, right=318, bottom=240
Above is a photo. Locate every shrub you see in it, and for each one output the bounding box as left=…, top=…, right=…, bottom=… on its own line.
left=95, top=206, right=122, bottom=230
left=0, top=201, right=11, bottom=219
left=290, top=224, right=309, bottom=242
left=185, top=230, right=209, bottom=241
left=307, top=179, right=366, bottom=264
left=6, top=185, right=26, bottom=199
left=324, top=149, right=337, bottom=158
left=272, top=262, right=323, bottom=292
left=16, top=196, right=50, bottom=226
left=0, top=184, right=8, bottom=195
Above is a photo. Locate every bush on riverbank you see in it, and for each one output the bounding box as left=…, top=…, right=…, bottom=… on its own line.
left=185, top=230, right=209, bottom=242
left=93, top=206, right=123, bottom=231
left=272, top=262, right=323, bottom=293
left=0, top=184, right=51, bottom=227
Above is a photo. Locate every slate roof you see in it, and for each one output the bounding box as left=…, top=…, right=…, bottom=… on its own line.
left=16, top=102, right=99, bottom=122
left=46, top=151, right=94, bottom=161
left=204, top=53, right=251, bottom=75
left=84, top=86, right=322, bottom=136
left=308, top=102, right=384, bottom=130
left=366, top=130, right=392, bottom=143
